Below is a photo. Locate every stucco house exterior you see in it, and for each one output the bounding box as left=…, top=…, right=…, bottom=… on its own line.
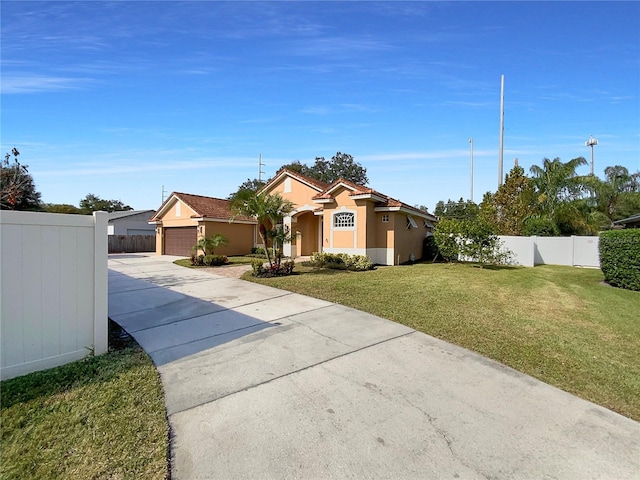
left=108, top=210, right=156, bottom=236
left=261, top=168, right=438, bottom=265
left=149, top=192, right=256, bottom=257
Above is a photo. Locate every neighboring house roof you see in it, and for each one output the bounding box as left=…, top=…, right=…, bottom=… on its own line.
left=108, top=209, right=156, bottom=221
left=613, top=213, right=640, bottom=227
left=149, top=192, right=256, bottom=223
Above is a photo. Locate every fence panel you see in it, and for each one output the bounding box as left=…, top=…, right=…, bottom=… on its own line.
left=572, top=236, right=600, bottom=267
left=0, top=211, right=107, bottom=380
left=497, top=235, right=600, bottom=268
left=108, top=234, right=155, bottom=253
left=498, top=236, right=535, bottom=267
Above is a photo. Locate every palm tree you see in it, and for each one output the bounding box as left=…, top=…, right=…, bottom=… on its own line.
left=529, top=156, right=588, bottom=220
left=193, top=233, right=228, bottom=257
left=584, top=165, right=640, bottom=225
left=232, top=192, right=294, bottom=267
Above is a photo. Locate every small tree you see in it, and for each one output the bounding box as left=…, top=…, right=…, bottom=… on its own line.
left=193, top=233, right=228, bottom=257
left=459, top=218, right=512, bottom=268
left=433, top=218, right=463, bottom=261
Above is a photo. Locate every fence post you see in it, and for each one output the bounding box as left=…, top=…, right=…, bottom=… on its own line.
left=93, top=211, right=108, bottom=355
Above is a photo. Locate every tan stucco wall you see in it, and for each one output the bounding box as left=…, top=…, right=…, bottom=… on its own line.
left=393, top=214, right=429, bottom=263
left=321, top=188, right=370, bottom=250
left=266, top=175, right=321, bottom=208
left=202, top=221, right=255, bottom=256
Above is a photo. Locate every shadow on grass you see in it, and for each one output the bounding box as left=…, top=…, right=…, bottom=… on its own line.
left=0, top=320, right=146, bottom=410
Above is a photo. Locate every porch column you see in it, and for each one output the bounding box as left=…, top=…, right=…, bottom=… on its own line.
left=283, top=215, right=293, bottom=257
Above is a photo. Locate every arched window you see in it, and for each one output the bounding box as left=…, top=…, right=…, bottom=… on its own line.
left=333, top=212, right=355, bottom=228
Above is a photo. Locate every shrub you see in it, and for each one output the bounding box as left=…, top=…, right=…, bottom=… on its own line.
left=308, top=252, right=374, bottom=271
left=599, top=229, right=640, bottom=291
left=251, top=247, right=267, bottom=255
left=190, top=253, right=206, bottom=266
left=522, top=216, right=560, bottom=236
left=423, top=235, right=441, bottom=262
left=251, top=259, right=265, bottom=276
left=203, top=255, right=228, bottom=266
left=251, top=258, right=295, bottom=277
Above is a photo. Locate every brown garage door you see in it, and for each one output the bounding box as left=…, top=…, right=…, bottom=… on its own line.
left=164, top=227, right=197, bottom=256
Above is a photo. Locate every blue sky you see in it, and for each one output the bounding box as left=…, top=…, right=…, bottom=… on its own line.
left=2, top=1, right=639, bottom=211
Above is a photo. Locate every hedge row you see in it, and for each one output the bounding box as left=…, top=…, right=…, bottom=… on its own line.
left=599, top=229, right=640, bottom=291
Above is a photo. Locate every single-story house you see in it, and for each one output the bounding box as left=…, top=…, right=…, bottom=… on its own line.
left=149, top=192, right=257, bottom=257
left=259, top=168, right=438, bottom=265
left=613, top=213, right=640, bottom=229
left=108, top=210, right=156, bottom=235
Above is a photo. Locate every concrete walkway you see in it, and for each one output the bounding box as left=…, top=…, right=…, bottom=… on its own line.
left=108, top=254, right=640, bottom=480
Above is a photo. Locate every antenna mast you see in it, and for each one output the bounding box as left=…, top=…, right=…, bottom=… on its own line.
left=258, top=154, right=265, bottom=182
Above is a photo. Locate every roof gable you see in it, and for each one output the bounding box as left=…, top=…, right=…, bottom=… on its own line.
left=260, top=168, right=330, bottom=195
left=150, top=192, right=254, bottom=222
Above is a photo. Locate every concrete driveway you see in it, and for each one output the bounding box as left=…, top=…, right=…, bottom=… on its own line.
left=108, top=254, right=640, bottom=480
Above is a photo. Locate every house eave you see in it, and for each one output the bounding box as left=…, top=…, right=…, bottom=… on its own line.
left=350, top=193, right=387, bottom=202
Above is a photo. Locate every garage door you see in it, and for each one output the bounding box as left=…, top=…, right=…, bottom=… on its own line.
left=164, top=227, right=197, bottom=256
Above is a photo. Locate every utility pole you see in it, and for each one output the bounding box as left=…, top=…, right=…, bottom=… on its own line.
left=585, top=135, right=598, bottom=176
left=258, top=154, right=266, bottom=182
left=498, top=74, right=505, bottom=187
left=469, top=137, right=474, bottom=202
left=161, top=185, right=168, bottom=204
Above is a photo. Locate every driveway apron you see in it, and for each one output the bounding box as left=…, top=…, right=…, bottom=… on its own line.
left=108, top=254, right=640, bottom=480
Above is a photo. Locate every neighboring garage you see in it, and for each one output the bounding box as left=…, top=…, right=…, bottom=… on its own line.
left=149, top=192, right=257, bottom=257
left=164, top=226, right=197, bottom=256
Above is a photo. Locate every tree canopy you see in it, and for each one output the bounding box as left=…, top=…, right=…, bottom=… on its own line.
left=1, top=148, right=42, bottom=211
left=281, top=152, right=369, bottom=185
left=79, top=194, right=133, bottom=214
left=468, top=157, right=640, bottom=236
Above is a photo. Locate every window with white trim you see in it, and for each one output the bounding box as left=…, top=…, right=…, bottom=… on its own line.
left=334, top=212, right=355, bottom=228
left=382, top=214, right=389, bottom=223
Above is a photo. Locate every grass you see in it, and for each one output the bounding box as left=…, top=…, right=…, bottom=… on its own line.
left=173, top=255, right=258, bottom=268
left=0, top=321, right=169, bottom=480
left=244, top=262, right=640, bottom=421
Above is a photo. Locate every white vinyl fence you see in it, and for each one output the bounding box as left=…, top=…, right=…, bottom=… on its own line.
left=1, top=211, right=108, bottom=380
left=499, top=235, right=600, bottom=268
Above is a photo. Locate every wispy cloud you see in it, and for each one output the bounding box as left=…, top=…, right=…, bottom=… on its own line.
left=1, top=75, right=91, bottom=94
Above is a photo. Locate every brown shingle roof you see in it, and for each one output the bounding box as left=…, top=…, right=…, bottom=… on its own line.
left=150, top=192, right=255, bottom=223
left=312, top=178, right=437, bottom=220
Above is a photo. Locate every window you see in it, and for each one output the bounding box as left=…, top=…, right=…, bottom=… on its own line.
left=175, top=202, right=181, bottom=217
left=284, top=177, right=292, bottom=193
left=334, top=212, right=355, bottom=228
left=382, top=214, right=389, bottom=223
left=406, top=215, right=418, bottom=229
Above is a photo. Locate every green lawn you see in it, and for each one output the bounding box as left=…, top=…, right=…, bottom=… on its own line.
left=0, top=322, right=169, bottom=480
left=244, top=262, right=640, bottom=421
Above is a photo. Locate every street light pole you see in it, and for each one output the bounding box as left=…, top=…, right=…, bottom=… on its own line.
left=585, top=135, right=598, bottom=176
left=469, top=137, right=474, bottom=202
